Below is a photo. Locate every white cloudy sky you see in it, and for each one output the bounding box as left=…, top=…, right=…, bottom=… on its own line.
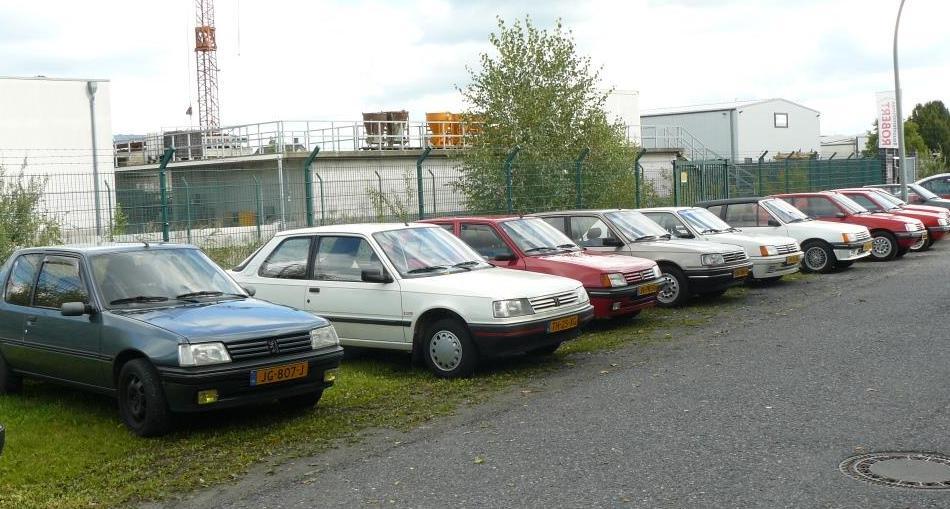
left=2, top=0, right=947, bottom=136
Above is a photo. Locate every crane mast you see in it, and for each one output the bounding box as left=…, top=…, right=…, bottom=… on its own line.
left=194, top=0, right=220, bottom=129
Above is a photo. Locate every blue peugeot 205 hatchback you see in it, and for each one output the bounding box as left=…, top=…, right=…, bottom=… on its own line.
left=0, top=243, right=343, bottom=436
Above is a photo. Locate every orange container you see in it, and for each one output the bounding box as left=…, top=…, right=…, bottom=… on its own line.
left=426, top=112, right=458, bottom=148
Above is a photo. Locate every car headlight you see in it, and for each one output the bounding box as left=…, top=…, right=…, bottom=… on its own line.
left=939, top=218, right=949, bottom=226
left=842, top=232, right=856, bottom=243
left=905, top=223, right=919, bottom=232
left=652, top=265, right=662, bottom=279
left=178, top=342, right=231, bottom=367
left=577, top=288, right=590, bottom=304
left=701, top=253, right=724, bottom=266
left=758, top=245, right=778, bottom=256
left=493, top=298, right=535, bottom=318
left=310, top=325, right=340, bottom=350
left=601, top=273, right=628, bottom=287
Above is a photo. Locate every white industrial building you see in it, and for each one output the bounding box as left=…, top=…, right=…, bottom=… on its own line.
left=820, top=134, right=869, bottom=160
left=641, top=98, right=821, bottom=162
left=0, top=76, right=114, bottom=241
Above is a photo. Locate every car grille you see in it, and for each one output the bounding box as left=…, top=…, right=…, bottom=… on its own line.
left=226, top=332, right=312, bottom=361
left=855, top=231, right=871, bottom=241
left=722, top=250, right=748, bottom=263
left=529, top=291, right=579, bottom=312
left=775, top=243, right=798, bottom=255
left=908, top=223, right=925, bottom=232
left=623, top=268, right=658, bottom=285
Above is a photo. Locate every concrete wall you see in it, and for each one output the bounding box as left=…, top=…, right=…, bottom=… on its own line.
left=0, top=77, right=114, bottom=238
left=641, top=110, right=734, bottom=160
left=736, top=99, right=820, bottom=160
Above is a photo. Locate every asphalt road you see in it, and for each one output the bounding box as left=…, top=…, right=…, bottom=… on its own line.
left=164, top=247, right=950, bottom=508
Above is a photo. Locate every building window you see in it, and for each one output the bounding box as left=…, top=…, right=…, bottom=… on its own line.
left=774, top=113, right=788, bottom=128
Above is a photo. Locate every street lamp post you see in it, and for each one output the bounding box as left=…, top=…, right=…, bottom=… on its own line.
left=893, top=0, right=909, bottom=201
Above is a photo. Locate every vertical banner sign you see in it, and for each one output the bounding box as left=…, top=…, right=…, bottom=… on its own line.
left=876, top=91, right=898, bottom=149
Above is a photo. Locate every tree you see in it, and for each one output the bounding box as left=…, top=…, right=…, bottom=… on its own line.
left=909, top=100, right=950, bottom=158
left=863, top=119, right=929, bottom=158
left=456, top=16, right=637, bottom=213
left=0, top=166, right=62, bottom=262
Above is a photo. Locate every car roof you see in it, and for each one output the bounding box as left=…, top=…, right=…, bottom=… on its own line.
left=638, top=206, right=696, bottom=212
left=694, top=197, right=766, bottom=207
left=423, top=215, right=521, bottom=223
left=917, top=173, right=950, bottom=182
left=532, top=209, right=632, bottom=216
left=14, top=242, right=197, bottom=256
left=273, top=222, right=439, bottom=237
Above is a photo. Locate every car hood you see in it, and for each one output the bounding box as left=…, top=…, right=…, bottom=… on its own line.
left=400, top=267, right=582, bottom=299
left=851, top=212, right=922, bottom=227
left=113, top=298, right=328, bottom=343
left=701, top=232, right=797, bottom=252
left=535, top=251, right=656, bottom=273
left=792, top=220, right=869, bottom=236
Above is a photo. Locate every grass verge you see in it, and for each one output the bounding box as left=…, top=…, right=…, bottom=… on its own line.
left=0, top=288, right=751, bottom=509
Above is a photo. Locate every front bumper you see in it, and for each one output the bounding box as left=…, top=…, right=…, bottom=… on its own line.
left=587, top=280, right=663, bottom=318
left=469, top=305, right=595, bottom=357
left=750, top=252, right=803, bottom=279
left=683, top=261, right=753, bottom=294
left=831, top=239, right=873, bottom=261
left=157, top=347, right=344, bottom=412
left=927, top=225, right=950, bottom=242
left=894, top=230, right=927, bottom=248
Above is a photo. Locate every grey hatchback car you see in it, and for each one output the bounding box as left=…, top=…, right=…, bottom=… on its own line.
left=0, top=243, right=343, bottom=436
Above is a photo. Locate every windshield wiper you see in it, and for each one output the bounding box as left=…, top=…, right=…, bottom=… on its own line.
left=556, top=243, right=579, bottom=250
left=451, top=261, right=481, bottom=271
left=635, top=235, right=658, bottom=241
left=176, top=290, right=247, bottom=300
left=407, top=265, right=448, bottom=274
left=726, top=227, right=742, bottom=232
left=700, top=228, right=721, bottom=234
left=110, top=295, right=169, bottom=305
left=524, top=246, right=558, bottom=253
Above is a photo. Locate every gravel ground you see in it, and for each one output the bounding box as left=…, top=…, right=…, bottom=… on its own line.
left=156, top=246, right=950, bottom=509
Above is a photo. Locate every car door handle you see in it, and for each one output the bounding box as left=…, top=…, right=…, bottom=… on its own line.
left=26, top=315, right=38, bottom=326
left=308, top=287, right=320, bottom=293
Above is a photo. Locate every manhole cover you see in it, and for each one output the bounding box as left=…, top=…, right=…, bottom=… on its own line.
left=840, top=452, right=950, bottom=489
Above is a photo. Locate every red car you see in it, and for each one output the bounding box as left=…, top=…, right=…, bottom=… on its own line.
left=775, top=192, right=927, bottom=261
left=835, top=188, right=950, bottom=251
left=424, top=216, right=663, bottom=319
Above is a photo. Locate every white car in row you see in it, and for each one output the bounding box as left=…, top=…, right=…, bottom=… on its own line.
left=696, top=197, right=872, bottom=273
left=639, top=207, right=804, bottom=282
left=230, top=223, right=594, bottom=377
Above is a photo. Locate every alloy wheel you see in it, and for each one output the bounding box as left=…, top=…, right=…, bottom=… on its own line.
left=125, top=375, right=147, bottom=424
left=872, top=236, right=893, bottom=259
left=804, top=246, right=828, bottom=271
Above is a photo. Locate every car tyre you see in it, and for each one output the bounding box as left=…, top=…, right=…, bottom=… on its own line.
left=0, top=354, right=22, bottom=394
left=118, top=359, right=171, bottom=437
left=281, top=390, right=324, bottom=410
left=869, top=231, right=898, bottom=261
left=423, top=319, right=478, bottom=378
left=801, top=241, right=835, bottom=273
left=910, top=236, right=930, bottom=252
left=656, top=265, right=689, bottom=307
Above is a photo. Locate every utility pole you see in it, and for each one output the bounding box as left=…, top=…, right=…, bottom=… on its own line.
left=893, top=0, right=908, bottom=200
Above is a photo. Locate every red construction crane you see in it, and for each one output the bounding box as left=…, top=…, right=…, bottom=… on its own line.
left=194, top=0, right=220, bottom=129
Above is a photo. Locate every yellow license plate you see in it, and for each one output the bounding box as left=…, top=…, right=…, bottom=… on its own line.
left=863, top=241, right=873, bottom=252
left=785, top=254, right=801, bottom=265
left=250, top=361, right=309, bottom=386
left=638, top=282, right=660, bottom=296
left=549, top=315, right=579, bottom=333
left=733, top=267, right=751, bottom=279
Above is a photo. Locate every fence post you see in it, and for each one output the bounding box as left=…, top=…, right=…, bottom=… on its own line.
left=672, top=160, right=679, bottom=207
left=634, top=149, right=645, bottom=208
left=315, top=172, right=326, bottom=225
left=104, top=180, right=113, bottom=241
left=254, top=176, right=263, bottom=241
left=757, top=151, right=768, bottom=196
left=303, top=146, right=320, bottom=227
left=416, top=146, right=432, bottom=219
left=182, top=178, right=192, bottom=244
left=574, top=147, right=590, bottom=208
left=158, top=148, right=175, bottom=242
left=504, top=146, right=521, bottom=214
left=427, top=169, right=437, bottom=216
left=784, top=158, right=790, bottom=193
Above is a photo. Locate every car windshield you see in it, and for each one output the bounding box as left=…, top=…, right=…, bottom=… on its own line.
left=911, top=184, right=940, bottom=200
left=91, top=248, right=245, bottom=308
left=873, top=190, right=906, bottom=207
left=604, top=210, right=670, bottom=240
left=501, top=218, right=579, bottom=254
left=373, top=226, right=492, bottom=278
left=761, top=198, right=810, bottom=223
left=678, top=208, right=734, bottom=233
left=832, top=194, right=870, bottom=214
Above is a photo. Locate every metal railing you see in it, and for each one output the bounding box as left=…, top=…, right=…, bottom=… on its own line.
left=639, top=125, right=724, bottom=161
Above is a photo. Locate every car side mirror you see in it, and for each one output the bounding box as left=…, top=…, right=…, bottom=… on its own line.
left=673, top=226, right=693, bottom=238
left=241, top=285, right=257, bottom=297
left=601, top=237, right=624, bottom=247
left=767, top=219, right=781, bottom=227
left=493, top=253, right=515, bottom=262
left=361, top=268, right=393, bottom=283
left=61, top=302, right=93, bottom=317
left=835, top=212, right=846, bottom=218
